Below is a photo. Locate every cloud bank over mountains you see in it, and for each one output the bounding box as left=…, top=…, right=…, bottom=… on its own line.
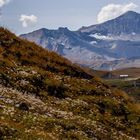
left=97, top=2, right=138, bottom=23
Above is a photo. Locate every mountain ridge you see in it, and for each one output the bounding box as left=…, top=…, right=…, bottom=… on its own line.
left=79, top=11, right=140, bottom=35
left=20, top=11, right=140, bottom=70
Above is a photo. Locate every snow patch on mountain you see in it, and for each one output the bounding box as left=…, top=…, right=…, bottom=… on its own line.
left=90, top=33, right=114, bottom=40
left=110, top=44, right=117, bottom=50
left=90, top=41, right=97, bottom=45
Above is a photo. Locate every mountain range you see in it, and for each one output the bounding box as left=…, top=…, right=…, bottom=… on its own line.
left=20, top=11, right=140, bottom=70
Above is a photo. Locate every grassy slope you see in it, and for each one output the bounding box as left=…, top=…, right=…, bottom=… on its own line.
left=88, top=68, right=140, bottom=103
left=0, top=28, right=140, bottom=140
left=88, top=68, right=140, bottom=79
left=105, top=78, right=140, bottom=103
left=113, top=68, right=140, bottom=78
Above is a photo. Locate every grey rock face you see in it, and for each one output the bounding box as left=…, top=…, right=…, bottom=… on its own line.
left=79, top=11, right=140, bottom=35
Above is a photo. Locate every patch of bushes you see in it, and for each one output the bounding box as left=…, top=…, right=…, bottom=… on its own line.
left=46, top=79, right=67, bottom=98
left=44, top=118, right=56, bottom=132
left=0, top=124, right=18, bottom=139
left=0, top=73, right=11, bottom=86
left=18, top=102, right=30, bottom=111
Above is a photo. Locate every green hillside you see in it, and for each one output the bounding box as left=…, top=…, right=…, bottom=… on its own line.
left=0, top=28, right=140, bottom=140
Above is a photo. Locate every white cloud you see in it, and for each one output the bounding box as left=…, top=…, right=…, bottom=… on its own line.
left=97, top=3, right=138, bottom=23
left=19, top=14, right=38, bottom=28
left=0, top=0, right=10, bottom=8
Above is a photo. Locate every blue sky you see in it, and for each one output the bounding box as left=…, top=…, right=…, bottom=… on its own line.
left=0, top=0, right=140, bottom=34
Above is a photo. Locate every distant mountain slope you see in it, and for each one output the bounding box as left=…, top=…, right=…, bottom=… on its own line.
left=1, top=27, right=140, bottom=139
left=21, top=11, right=140, bottom=70
left=21, top=27, right=114, bottom=65
left=79, top=11, right=140, bottom=35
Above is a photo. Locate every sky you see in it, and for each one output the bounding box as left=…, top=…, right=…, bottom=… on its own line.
left=0, top=0, right=140, bottom=34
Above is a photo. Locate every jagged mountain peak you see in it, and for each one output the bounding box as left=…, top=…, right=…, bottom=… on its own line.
left=120, top=10, right=140, bottom=17
left=21, top=27, right=74, bottom=40
left=79, top=11, right=140, bottom=35
left=113, top=11, right=140, bottom=22
left=58, top=27, right=69, bottom=31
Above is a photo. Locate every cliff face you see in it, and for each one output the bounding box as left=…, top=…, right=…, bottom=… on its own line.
left=0, top=28, right=140, bottom=139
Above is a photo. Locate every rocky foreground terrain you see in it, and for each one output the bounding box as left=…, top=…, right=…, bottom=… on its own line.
left=0, top=28, right=140, bottom=139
